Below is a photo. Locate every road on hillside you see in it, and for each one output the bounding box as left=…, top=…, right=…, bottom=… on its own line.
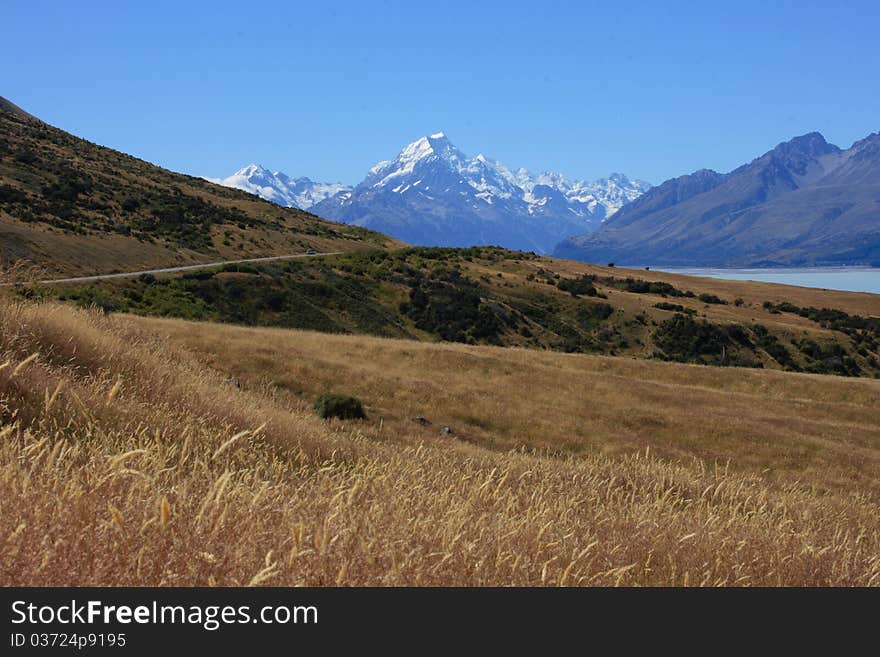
left=0, top=252, right=343, bottom=287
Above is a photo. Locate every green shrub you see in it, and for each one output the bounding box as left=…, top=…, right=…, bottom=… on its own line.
left=402, top=270, right=503, bottom=343
left=576, top=302, right=614, bottom=327
left=314, top=394, right=367, bottom=420
left=751, top=324, right=795, bottom=367
left=795, top=339, right=861, bottom=377
left=602, top=277, right=692, bottom=297
left=654, top=302, right=694, bottom=314
left=557, top=275, right=598, bottom=297
left=652, top=313, right=730, bottom=364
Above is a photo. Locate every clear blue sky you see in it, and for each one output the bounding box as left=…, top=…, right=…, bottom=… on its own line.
left=4, top=0, right=878, bottom=185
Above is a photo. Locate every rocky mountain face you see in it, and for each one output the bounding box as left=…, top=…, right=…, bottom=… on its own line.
left=555, top=132, right=880, bottom=267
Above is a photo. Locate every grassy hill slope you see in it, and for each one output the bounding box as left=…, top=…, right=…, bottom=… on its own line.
left=40, top=246, right=880, bottom=378
left=0, top=97, right=399, bottom=276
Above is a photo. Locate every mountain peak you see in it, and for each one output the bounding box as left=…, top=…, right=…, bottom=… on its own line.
left=791, top=131, right=826, bottom=142
left=847, top=131, right=880, bottom=152
left=554, top=127, right=880, bottom=267
left=235, top=163, right=272, bottom=177
left=399, top=136, right=435, bottom=161
left=215, top=133, right=652, bottom=254
left=310, top=133, right=652, bottom=251
left=366, top=132, right=466, bottom=188
left=402, top=131, right=455, bottom=157
left=397, top=132, right=453, bottom=161
left=215, top=164, right=350, bottom=210
left=773, top=131, right=838, bottom=158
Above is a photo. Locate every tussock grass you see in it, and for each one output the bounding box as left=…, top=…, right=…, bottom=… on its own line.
left=143, top=317, right=880, bottom=497
left=1, top=297, right=879, bottom=586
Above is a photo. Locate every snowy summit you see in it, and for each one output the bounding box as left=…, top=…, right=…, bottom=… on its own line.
left=207, top=166, right=350, bottom=211
left=211, top=133, right=651, bottom=253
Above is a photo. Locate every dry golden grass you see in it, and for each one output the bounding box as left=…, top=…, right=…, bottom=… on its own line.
left=139, top=317, right=880, bottom=497
left=1, top=297, right=879, bottom=586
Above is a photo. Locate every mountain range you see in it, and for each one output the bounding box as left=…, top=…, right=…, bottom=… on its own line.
left=555, top=131, right=880, bottom=267
left=210, top=165, right=349, bottom=211
left=213, top=133, right=651, bottom=253
left=9, top=87, right=876, bottom=269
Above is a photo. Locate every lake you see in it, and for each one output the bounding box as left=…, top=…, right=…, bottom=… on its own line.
left=654, top=267, right=880, bottom=295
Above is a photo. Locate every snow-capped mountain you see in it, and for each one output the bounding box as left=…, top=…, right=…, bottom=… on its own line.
left=313, top=133, right=650, bottom=253
left=208, top=164, right=350, bottom=210
left=213, top=133, right=650, bottom=253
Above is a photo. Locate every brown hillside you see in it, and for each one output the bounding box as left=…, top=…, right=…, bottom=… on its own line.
left=0, top=97, right=400, bottom=276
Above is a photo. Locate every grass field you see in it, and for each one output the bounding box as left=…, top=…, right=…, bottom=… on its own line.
left=132, top=316, right=880, bottom=497
left=2, top=292, right=878, bottom=586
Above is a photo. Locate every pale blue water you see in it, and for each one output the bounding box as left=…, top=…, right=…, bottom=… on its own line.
left=654, top=268, right=880, bottom=296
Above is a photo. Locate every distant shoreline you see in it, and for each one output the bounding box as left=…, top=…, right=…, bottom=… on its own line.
left=652, top=266, right=880, bottom=295
left=654, top=265, right=880, bottom=272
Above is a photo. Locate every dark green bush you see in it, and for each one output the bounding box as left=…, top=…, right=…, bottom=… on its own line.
left=652, top=314, right=730, bottom=364
left=764, top=302, right=880, bottom=342
left=751, top=324, right=795, bottom=367
left=602, top=277, right=693, bottom=298
left=654, top=302, right=694, bottom=314
left=314, top=394, right=367, bottom=420
left=795, top=339, right=861, bottom=377
left=402, top=269, right=503, bottom=343
left=557, top=275, right=598, bottom=297
left=0, top=183, right=28, bottom=204
left=576, top=302, right=614, bottom=327
left=698, top=293, right=727, bottom=305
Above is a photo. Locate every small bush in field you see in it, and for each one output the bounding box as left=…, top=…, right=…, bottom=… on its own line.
left=314, top=394, right=366, bottom=420
left=698, top=293, right=727, bottom=305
